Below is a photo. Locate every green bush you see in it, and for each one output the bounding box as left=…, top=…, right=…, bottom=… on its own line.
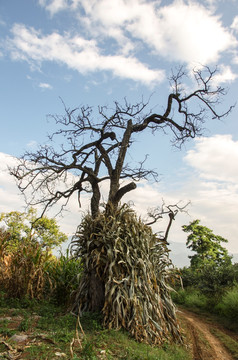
left=172, top=288, right=207, bottom=310
left=46, top=249, right=82, bottom=306
left=179, top=263, right=238, bottom=297
left=184, top=290, right=207, bottom=309
left=216, top=285, right=238, bottom=324
left=171, top=289, right=187, bottom=305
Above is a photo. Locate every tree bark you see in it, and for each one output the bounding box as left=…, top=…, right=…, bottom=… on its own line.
left=113, top=182, right=137, bottom=205
left=90, top=179, right=100, bottom=219
left=107, top=120, right=133, bottom=211
left=89, top=269, right=105, bottom=312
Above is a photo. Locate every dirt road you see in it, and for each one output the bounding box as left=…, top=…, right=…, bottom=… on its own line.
left=178, top=308, right=235, bottom=360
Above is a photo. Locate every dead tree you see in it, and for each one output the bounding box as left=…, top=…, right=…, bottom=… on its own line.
left=11, top=66, right=233, bottom=312
left=11, top=67, right=232, bottom=218
left=146, top=200, right=190, bottom=243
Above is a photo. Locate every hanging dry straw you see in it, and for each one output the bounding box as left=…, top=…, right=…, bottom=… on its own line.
left=71, top=204, right=183, bottom=345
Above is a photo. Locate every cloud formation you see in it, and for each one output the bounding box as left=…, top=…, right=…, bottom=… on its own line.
left=6, top=23, right=164, bottom=85
left=211, top=65, right=238, bottom=84
left=39, top=0, right=237, bottom=65
left=0, top=153, right=24, bottom=213
left=185, top=135, right=238, bottom=183
left=3, top=0, right=237, bottom=86
left=182, top=135, right=238, bottom=251
left=39, top=82, right=53, bottom=89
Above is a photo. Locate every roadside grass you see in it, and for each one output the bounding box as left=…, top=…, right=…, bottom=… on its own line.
left=215, top=285, right=238, bottom=331
left=210, top=328, right=238, bottom=360
left=0, top=296, right=192, bottom=360
left=172, top=286, right=238, bottom=332
left=171, top=288, right=207, bottom=310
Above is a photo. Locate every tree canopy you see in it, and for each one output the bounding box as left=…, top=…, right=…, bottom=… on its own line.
left=0, top=208, right=67, bottom=251
left=182, top=219, right=232, bottom=268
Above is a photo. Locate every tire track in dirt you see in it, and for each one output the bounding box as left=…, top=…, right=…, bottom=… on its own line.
left=179, top=309, right=234, bottom=360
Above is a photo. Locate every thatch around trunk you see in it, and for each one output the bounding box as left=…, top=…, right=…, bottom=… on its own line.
left=71, top=204, right=182, bottom=345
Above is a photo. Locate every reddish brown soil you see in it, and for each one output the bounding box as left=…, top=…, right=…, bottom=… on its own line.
left=178, top=308, right=235, bottom=360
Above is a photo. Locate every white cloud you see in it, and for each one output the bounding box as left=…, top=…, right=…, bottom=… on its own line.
left=231, top=15, right=238, bottom=33
left=184, top=135, right=238, bottom=183
left=152, top=1, right=236, bottom=64
left=6, top=24, right=165, bottom=85
left=177, top=177, right=238, bottom=254
left=0, top=153, right=25, bottom=213
left=211, top=64, right=238, bottom=84
left=92, top=0, right=236, bottom=64
left=39, top=82, right=53, bottom=89
left=27, top=140, right=38, bottom=148
left=39, top=0, right=237, bottom=67
left=180, top=134, right=238, bottom=252
left=38, top=0, right=68, bottom=15
left=5, top=1, right=236, bottom=86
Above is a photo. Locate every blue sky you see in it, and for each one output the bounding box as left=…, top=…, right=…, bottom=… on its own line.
left=1, top=0, right=238, bottom=255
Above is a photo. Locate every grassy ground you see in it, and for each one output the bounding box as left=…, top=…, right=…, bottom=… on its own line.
left=0, top=297, right=192, bottom=360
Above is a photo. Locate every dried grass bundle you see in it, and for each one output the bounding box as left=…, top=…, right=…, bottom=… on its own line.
left=71, top=204, right=182, bottom=345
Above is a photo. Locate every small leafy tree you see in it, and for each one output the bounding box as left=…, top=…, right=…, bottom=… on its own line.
left=0, top=207, right=67, bottom=251
left=175, top=222, right=236, bottom=310
left=182, top=220, right=232, bottom=268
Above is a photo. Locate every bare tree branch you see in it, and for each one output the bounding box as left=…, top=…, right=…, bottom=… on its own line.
left=10, top=66, right=233, bottom=218
left=146, top=200, right=191, bottom=243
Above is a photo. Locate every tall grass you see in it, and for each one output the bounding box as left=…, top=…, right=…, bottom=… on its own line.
left=46, top=249, right=82, bottom=305
left=216, top=285, right=238, bottom=326
left=172, top=288, right=207, bottom=309
left=0, top=230, right=82, bottom=304
left=0, top=238, right=52, bottom=299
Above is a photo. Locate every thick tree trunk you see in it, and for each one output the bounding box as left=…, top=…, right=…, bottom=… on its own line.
left=107, top=120, right=133, bottom=212
left=88, top=270, right=105, bottom=312
left=107, top=181, right=137, bottom=215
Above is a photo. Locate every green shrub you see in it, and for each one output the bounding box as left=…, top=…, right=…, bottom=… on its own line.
left=171, top=289, right=187, bottom=305
left=177, top=262, right=238, bottom=311
left=172, top=288, right=207, bottom=310
left=46, top=249, right=82, bottom=306
left=179, top=263, right=237, bottom=297
left=216, top=285, right=238, bottom=324
left=184, top=290, right=207, bottom=309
